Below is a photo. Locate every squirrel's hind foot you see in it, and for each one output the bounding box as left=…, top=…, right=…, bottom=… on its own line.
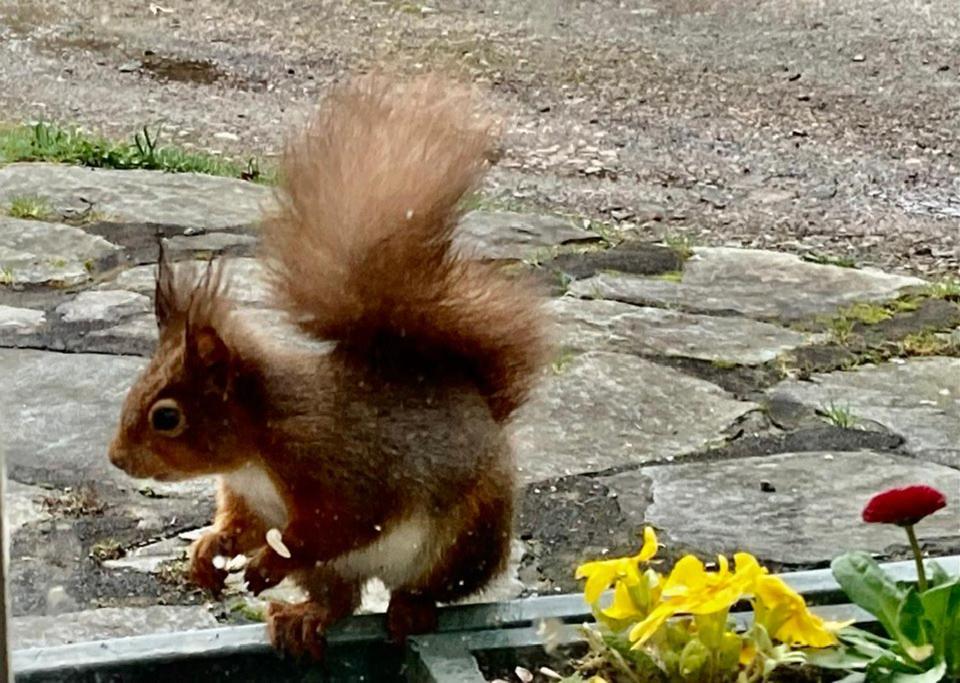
left=266, top=601, right=332, bottom=661
left=386, top=591, right=439, bottom=643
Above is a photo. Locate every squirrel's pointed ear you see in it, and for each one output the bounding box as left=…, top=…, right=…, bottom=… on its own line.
left=187, top=325, right=234, bottom=396
left=155, top=241, right=176, bottom=329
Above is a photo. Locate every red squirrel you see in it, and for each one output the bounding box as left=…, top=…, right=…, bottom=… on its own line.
left=107, top=74, right=550, bottom=659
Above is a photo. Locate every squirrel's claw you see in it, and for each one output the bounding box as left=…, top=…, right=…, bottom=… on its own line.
left=243, top=545, right=292, bottom=595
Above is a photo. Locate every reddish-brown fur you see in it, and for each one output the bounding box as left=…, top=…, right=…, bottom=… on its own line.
left=107, top=74, right=550, bottom=659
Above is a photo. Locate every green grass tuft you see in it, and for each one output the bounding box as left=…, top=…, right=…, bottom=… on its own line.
left=663, top=235, right=695, bottom=261
left=654, top=270, right=683, bottom=283
left=0, top=122, right=272, bottom=183
left=923, top=279, right=960, bottom=302
left=551, top=348, right=576, bottom=374
left=900, top=330, right=953, bottom=357
left=818, top=402, right=858, bottom=429
left=7, top=194, right=51, bottom=219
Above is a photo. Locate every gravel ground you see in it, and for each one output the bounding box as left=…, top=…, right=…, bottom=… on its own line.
left=1, top=0, right=959, bottom=277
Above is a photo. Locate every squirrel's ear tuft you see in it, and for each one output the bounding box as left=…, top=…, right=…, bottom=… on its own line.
left=183, top=260, right=237, bottom=396
left=155, top=240, right=177, bottom=329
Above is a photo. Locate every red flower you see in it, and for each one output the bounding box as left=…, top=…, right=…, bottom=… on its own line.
left=862, top=485, right=947, bottom=527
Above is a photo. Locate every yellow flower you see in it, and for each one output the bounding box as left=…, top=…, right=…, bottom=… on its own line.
left=575, top=526, right=659, bottom=605
left=752, top=574, right=849, bottom=648
left=629, top=552, right=763, bottom=646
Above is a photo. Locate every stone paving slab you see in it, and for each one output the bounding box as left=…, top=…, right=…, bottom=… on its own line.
left=100, top=258, right=272, bottom=308
left=550, top=296, right=817, bottom=365
left=0, top=305, right=45, bottom=334
left=10, top=606, right=218, bottom=650
left=601, top=450, right=960, bottom=566
left=4, top=481, right=50, bottom=534
left=55, top=290, right=152, bottom=325
left=455, top=210, right=600, bottom=261
left=0, top=216, right=120, bottom=285
left=0, top=163, right=271, bottom=229
left=0, top=348, right=147, bottom=486
left=511, top=351, right=757, bottom=482
left=767, top=357, right=960, bottom=467
left=570, top=247, right=925, bottom=321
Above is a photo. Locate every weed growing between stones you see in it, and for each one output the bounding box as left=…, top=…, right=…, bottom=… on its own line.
left=0, top=122, right=272, bottom=182
left=6, top=194, right=51, bottom=219
left=654, top=270, right=684, bottom=283
left=817, top=402, right=858, bottom=429
left=90, top=539, right=124, bottom=563
left=923, top=279, right=960, bottom=302
left=899, top=330, right=954, bottom=357
left=40, top=484, right=106, bottom=517
left=551, top=348, right=576, bottom=374
left=663, top=235, right=695, bottom=261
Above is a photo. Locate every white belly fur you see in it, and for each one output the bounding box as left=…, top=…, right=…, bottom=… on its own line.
left=220, top=465, right=289, bottom=529
left=220, top=466, right=440, bottom=589
left=330, top=513, right=441, bottom=589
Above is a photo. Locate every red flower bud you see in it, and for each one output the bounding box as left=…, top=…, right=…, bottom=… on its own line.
left=862, top=485, right=947, bottom=527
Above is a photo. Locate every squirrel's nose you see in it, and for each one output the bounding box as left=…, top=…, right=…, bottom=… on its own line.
left=107, top=438, right=129, bottom=471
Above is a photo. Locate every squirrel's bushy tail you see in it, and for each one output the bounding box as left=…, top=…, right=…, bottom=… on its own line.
left=261, top=74, right=549, bottom=421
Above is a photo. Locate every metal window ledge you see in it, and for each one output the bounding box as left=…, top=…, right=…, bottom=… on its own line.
left=11, top=555, right=958, bottom=682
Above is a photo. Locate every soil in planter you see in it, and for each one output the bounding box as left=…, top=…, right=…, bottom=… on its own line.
left=478, top=644, right=847, bottom=683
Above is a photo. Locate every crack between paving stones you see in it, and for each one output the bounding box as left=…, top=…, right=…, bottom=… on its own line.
left=557, top=428, right=911, bottom=481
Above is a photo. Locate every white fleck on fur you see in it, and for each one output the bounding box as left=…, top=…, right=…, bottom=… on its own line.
left=331, top=513, right=442, bottom=589
left=220, top=465, right=288, bottom=529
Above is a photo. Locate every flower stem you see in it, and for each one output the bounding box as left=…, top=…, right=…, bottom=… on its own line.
left=904, top=524, right=928, bottom=592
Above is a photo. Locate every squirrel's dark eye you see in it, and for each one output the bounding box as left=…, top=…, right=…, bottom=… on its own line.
left=149, top=399, right=186, bottom=436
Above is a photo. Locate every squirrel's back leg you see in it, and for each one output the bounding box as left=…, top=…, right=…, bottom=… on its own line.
left=266, top=565, right=363, bottom=659
left=386, top=470, right=514, bottom=642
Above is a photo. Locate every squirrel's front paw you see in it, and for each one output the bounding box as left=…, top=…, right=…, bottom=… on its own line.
left=243, top=545, right=294, bottom=595
left=189, top=531, right=233, bottom=596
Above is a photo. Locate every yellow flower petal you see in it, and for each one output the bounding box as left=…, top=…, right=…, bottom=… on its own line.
left=754, top=574, right=804, bottom=609
left=629, top=600, right=680, bottom=645
left=636, top=526, right=659, bottom=562
left=581, top=563, right=618, bottom=604
left=776, top=610, right=838, bottom=648
left=661, top=555, right=705, bottom=597
left=602, top=580, right=642, bottom=620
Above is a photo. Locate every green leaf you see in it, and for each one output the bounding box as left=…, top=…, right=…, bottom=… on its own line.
left=897, top=587, right=929, bottom=652
left=832, top=552, right=906, bottom=640
left=918, top=578, right=960, bottom=677
left=805, top=647, right=874, bottom=670
left=927, top=561, right=951, bottom=588
left=678, top=637, right=710, bottom=679
left=886, top=658, right=947, bottom=683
